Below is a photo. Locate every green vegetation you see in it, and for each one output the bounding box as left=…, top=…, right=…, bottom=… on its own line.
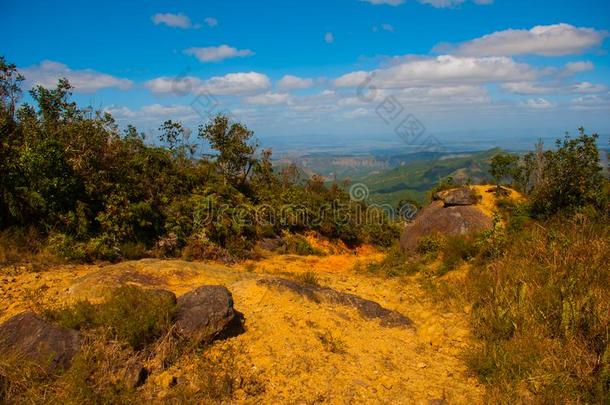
left=45, top=285, right=177, bottom=350
left=294, top=271, right=321, bottom=286
left=0, top=56, right=397, bottom=264
left=490, top=152, right=519, bottom=191
left=371, top=134, right=610, bottom=402
left=465, top=215, right=609, bottom=403
left=353, top=148, right=499, bottom=206
left=278, top=232, right=324, bottom=256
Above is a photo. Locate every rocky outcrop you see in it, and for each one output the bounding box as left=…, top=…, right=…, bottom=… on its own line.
left=174, top=285, right=240, bottom=343
left=433, top=187, right=480, bottom=206
left=0, top=311, right=80, bottom=372
left=401, top=187, right=492, bottom=252
left=258, top=278, right=414, bottom=328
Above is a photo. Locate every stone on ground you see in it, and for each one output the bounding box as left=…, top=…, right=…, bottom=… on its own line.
left=0, top=311, right=80, bottom=372
left=174, top=285, right=238, bottom=343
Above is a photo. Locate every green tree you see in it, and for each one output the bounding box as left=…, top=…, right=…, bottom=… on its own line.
left=198, top=115, right=258, bottom=186
left=490, top=153, right=519, bottom=192
left=530, top=129, right=604, bottom=217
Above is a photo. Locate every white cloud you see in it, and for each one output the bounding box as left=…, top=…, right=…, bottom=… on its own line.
left=201, top=72, right=270, bottom=95
left=334, top=55, right=538, bottom=88
left=360, top=0, right=404, bottom=5
left=563, top=61, right=594, bottom=75
left=361, top=0, right=492, bottom=7
left=570, top=94, right=610, bottom=110
left=522, top=98, right=557, bottom=109
left=145, top=72, right=271, bottom=96
left=105, top=104, right=202, bottom=129
left=502, top=80, right=607, bottom=95
left=277, top=75, right=314, bottom=90
left=22, top=60, right=132, bottom=93
left=570, top=82, right=607, bottom=93
left=204, top=17, right=218, bottom=27
left=325, top=32, right=335, bottom=44
left=184, top=45, right=254, bottom=62
left=243, top=92, right=291, bottom=105
left=151, top=13, right=193, bottom=29
left=420, top=0, right=465, bottom=7
left=344, top=108, right=372, bottom=119
left=437, top=24, right=608, bottom=56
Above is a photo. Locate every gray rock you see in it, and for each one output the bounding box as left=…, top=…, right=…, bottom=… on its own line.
left=433, top=187, right=480, bottom=206
left=123, top=362, right=149, bottom=388
left=400, top=200, right=493, bottom=252
left=174, top=285, right=238, bottom=344
left=0, top=311, right=80, bottom=372
left=258, top=278, right=414, bottom=329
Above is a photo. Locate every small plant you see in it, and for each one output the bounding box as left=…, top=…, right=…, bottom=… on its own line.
left=437, top=235, right=478, bottom=275
left=416, top=234, right=443, bottom=255
left=316, top=331, right=346, bottom=354
left=278, top=232, right=324, bottom=256
left=295, top=271, right=320, bottom=286
left=166, top=343, right=265, bottom=402
left=475, top=214, right=507, bottom=260
left=367, top=244, right=422, bottom=277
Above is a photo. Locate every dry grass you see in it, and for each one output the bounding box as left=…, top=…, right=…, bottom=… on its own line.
left=463, top=215, right=610, bottom=403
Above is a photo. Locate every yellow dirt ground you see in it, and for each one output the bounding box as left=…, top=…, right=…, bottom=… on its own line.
left=0, top=247, right=483, bottom=404
left=472, top=184, right=524, bottom=218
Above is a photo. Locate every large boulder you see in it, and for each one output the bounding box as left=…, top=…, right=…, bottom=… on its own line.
left=400, top=200, right=493, bottom=252
left=0, top=311, right=80, bottom=372
left=433, top=187, right=480, bottom=206
left=174, top=285, right=238, bottom=343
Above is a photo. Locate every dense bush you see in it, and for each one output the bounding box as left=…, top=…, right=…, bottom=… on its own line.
left=0, top=56, right=395, bottom=262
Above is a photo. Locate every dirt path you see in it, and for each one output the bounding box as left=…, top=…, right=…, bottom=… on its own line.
left=0, top=251, right=483, bottom=404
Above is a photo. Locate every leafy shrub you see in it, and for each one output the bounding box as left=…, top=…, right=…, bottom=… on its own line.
left=47, top=233, right=88, bottom=263
left=181, top=233, right=230, bottom=262
left=475, top=214, right=508, bottom=260
left=366, top=244, right=422, bottom=277
left=525, top=131, right=605, bottom=217
left=119, top=241, right=148, bottom=260
left=278, top=232, right=324, bottom=256
left=47, top=285, right=177, bottom=350
left=437, top=235, right=478, bottom=275
left=416, top=234, right=443, bottom=255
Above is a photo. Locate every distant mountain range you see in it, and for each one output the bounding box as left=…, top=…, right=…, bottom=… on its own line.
left=274, top=148, right=503, bottom=206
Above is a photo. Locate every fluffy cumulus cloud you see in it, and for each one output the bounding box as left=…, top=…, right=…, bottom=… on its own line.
left=243, top=92, right=292, bottom=105
left=145, top=72, right=270, bottom=96
left=151, top=13, right=194, bottom=29
left=277, top=75, right=314, bottom=90
left=184, top=45, right=254, bottom=62
left=104, top=104, right=203, bottom=131
left=334, top=55, right=537, bottom=88
left=21, top=60, right=132, bottom=93
left=437, top=24, right=608, bottom=56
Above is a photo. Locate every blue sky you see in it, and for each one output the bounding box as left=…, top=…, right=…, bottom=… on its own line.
left=2, top=0, right=610, bottom=149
